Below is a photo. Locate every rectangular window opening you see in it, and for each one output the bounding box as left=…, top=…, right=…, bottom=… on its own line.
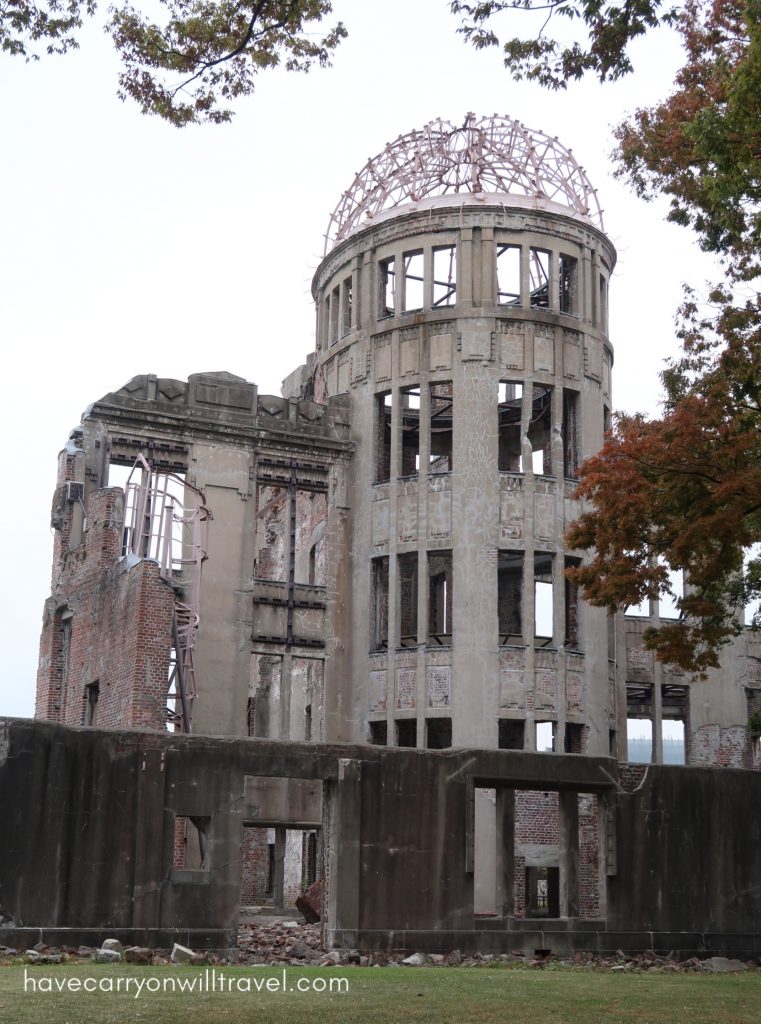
left=661, top=717, right=686, bottom=764
left=400, top=386, right=421, bottom=476
left=526, top=385, right=552, bottom=476
left=379, top=257, right=396, bottom=318
left=426, top=717, right=452, bottom=749
left=432, top=246, right=456, bottom=307
left=525, top=865, right=560, bottom=918
left=626, top=716, right=653, bottom=763
left=398, top=552, right=419, bottom=648
left=498, top=381, right=523, bottom=473
left=368, top=720, right=388, bottom=746
left=330, top=284, right=340, bottom=345
left=564, top=722, right=584, bottom=754
left=375, top=391, right=392, bottom=483
left=559, top=254, right=578, bottom=315
left=599, top=274, right=608, bottom=331
left=255, top=485, right=288, bottom=583
left=429, top=383, right=453, bottom=473
left=403, top=250, right=424, bottom=312
left=249, top=654, right=283, bottom=739
left=562, top=389, right=580, bottom=478
left=497, top=243, right=521, bottom=305
left=564, top=557, right=581, bottom=650
left=534, top=552, right=553, bottom=646
left=371, top=556, right=389, bottom=652
left=498, top=550, right=523, bottom=644
left=536, top=720, right=555, bottom=752
left=84, top=680, right=100, bottom=726
left=529, top=248, right=550, bottom=309
left=294, top=490, right=327, bottom=586
left=428, top=551, right=453, bottom=645
left=658, top=563, right=683, bottom=619
left=498, top=718, right=524, bottom=750
left=395, top=718, right=417, bottom=747
left=341, top=276, right=353, bottom=336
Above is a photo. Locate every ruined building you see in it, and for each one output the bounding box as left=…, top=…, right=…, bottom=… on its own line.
left=5, top=115, right=760, bottom=955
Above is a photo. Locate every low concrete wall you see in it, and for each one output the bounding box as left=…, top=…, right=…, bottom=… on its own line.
left=2, top=718, right=760, bottom=956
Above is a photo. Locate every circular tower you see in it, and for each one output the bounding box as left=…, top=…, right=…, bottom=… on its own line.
left=312, top=114, right=617, bottom=757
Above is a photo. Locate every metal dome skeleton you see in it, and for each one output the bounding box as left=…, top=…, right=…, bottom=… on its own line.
left=324, top=113, right=603, bottom=254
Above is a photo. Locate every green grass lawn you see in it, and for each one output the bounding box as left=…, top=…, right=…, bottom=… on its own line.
left=1, top=963, right=759, bottom=1024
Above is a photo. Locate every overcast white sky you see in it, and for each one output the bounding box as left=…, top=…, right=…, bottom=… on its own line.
left=0, top=0, right=717, bottom=718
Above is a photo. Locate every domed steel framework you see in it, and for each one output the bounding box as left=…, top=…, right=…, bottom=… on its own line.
left=324, top=113, right=603, bottom=254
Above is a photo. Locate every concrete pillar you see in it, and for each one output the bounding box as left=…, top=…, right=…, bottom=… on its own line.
left=495, top=788, right=515, bottom=917
left=559, top=791, right=579, bottom=918
left=273, top=827, right=287, bottom=908
left=325, top=758, right=361, bottom=947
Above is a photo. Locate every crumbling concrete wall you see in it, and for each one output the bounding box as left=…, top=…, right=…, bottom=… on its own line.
left=3, top=719, right=761, bottom=956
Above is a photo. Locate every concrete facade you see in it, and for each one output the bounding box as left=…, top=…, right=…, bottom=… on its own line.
left=26, top=115, right=761, bottom=949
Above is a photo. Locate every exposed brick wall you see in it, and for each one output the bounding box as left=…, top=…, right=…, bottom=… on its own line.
left=618, top=764, right=648, bottom=792
left=690, top=725, right=747, bottom=768
left=241, top=827, right=273, bottom=904
left=578, top=794, right=599, bottom=918
left=36, top=486, right=175, bottom=731
left=515, top=790, right=559, bottom=846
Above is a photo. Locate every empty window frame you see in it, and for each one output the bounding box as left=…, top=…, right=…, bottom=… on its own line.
left=396, top=718, right=417, bottom=747
left=498, top=550, right=523, bottom=643
left=294, top=491, right=327, bottom=586
left=603, top=404, right=612, bottom=436
left=403, top=250, right=424, bottom=312
left=562, top=389, right=580, bottom=478
left=400, top=386, right=421, bottom=476
left=559, top=254, right=579, bottom=315
left=397, top=552, right=418, bottom=648
left=534, top=552, right=554, bottom=645
left=497, top=243, right=521, bottom=305
left=375, top=391, right=392, bottom=483
left=329, top=284, right=340, bottom=345
left=426, top=717, right=452, bottom=749
left=379, top=256, right=396, bottom=318
left=529, top=248, right=550, bottom=309
left=661, top=683, right=688, bottom=764
left=528, top=386, right=553, bottom=475
left=341, top=275, right=353, bottom=336
left=564, top=557, right=581, bottom=650
left=564, top=722, right=584, bottom=753
left=433, top=245, right=457, bottom=307
left=498, top=718, right=524, bottom=750
left=429, top=383, right=453, bottom=473
left=368, top=720, right=388, bottom=745
left=249, top=654, right=283, bottom=739
left=657, top=564, right=683, bottom=619
left=626, top=717, right=653, bottom=764
left=84, top=680, right=99, bottom=726
left=525, top=865, right=560, bottom=918
left=599, top=274, right=608, bottom=331
left=428, top=551, right=453, bottom=644
left=498, top=381, right=523, bottom=472
left=371, top=557, right=389, bottom=652
left=536, top=721, right=555, bottom=752
left=255, top=485, right=288, bottom=582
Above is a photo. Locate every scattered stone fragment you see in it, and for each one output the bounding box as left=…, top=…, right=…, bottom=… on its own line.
left=402, top=952, right=428, bottom=966
left=170, top=943, right=195, bottom=964
left=701, top=957, right=748, bottom=973
left=101, top=938, right=124, bottom=954
left=296, top=878, right=324, bottom=924
left=125, top=946, right=153, bottom=964
left=94, top=949, right=121, bottom=964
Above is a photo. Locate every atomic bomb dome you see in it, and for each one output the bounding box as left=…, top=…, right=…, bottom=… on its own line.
left=324, top=112, right=604, bottom=253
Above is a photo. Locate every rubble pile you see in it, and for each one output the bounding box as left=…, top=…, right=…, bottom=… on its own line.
left=0, top=923, right=757, bottom=973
